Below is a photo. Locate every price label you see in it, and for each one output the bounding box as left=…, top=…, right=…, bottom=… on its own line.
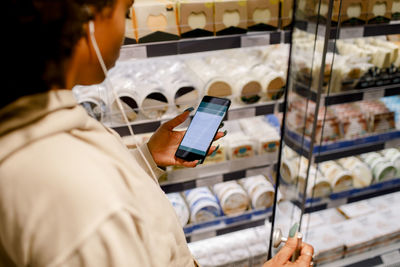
left=196, top=175, right=223, bottom=188
left=246, top=167, right=269, bottom=177
left=118, top=45, right=147, bottom=61
left=385, top=138, right=400, bottom=149
left=307, top=22, right=317, bottom=34
left=381, top=250, right=400, bottom=265
left=363, top=90, right=385, bottom=101
left=241, top=34, right=270, bottom=47
left=190, top=230, right=217, bottom=242
left=339, top=27, right=364, bottom=39
left=228, top=107, right=256, bottom=120
left=317, top=24, right=326, bottom=37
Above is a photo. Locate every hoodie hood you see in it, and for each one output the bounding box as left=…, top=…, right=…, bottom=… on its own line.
left=0, top=90, right=88, bottom=163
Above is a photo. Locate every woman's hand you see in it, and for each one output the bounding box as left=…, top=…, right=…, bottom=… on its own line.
left=263, top=237, right=314, bottom=267
left=147, top=109, right=225, bottom=168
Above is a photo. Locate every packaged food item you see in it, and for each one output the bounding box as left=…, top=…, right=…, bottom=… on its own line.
left=214, top=0, right=248, bottom=36
left=240, top=175, right=275, bottom=209
left=239, top=117, right=280, bottom=155
left=247, top=0, right=279, bottom=31
left=184, top=187, right=221, bottom=223
left=186, top=58, right=233, bottom=98
left=319, top=161, right=353, bottom=192
left=337, top=199, right=376, bottom=219
left=223, top=131, right=255, bottom=159
left=202, top=139, right=227, bottom=165
left=132, top=0, right=180, bottom=43
left=166, top=193, right=190, bottom=227
left=367, top=0, right=393, bottom=24
left=303, top=224, right=345, bottom=264
left=330, top=219, right=376, bottom=257
left=332, top=104, right=368, bottom=139
left=298, top=166, right=332, bottom=198
left=338, top=157, right=373, bottom=188
left=393, top=0, right=400, bottom=20
left=381, top=148, right=400, bottom=175
left=213, top=181, right=249, bottom=215
left=360, top=152, right=397, bottom=182
left=252, top=64, right=286, bottom=100
left=176, top=0, right=215, bottom=38
left=280, top=0, right=293, bottom=29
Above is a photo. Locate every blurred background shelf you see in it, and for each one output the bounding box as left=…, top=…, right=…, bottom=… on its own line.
left=295, top=20, right=400, bottom=39
left=119, top=31, right=291, bottom=61
left=298, top=178, right=400, bottom=213
left=293, top=83, right=400, bottom=106
left=284, top=129, right=400, bottom=163
left=110, top=100, right=284, bottom=136
left=160, top=154, right=277, bottom=193
left=184, top=207, right=272, bottom=243
left=319, top=241, right=400, bottom=267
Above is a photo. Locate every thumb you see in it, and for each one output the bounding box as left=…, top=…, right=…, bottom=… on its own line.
left=274, top=237, right=299, bottom=264
left=162, top=109, right=192, bottom=130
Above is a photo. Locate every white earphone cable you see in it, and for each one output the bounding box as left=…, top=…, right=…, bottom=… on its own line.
left=88, top=21, right=157, bottom=181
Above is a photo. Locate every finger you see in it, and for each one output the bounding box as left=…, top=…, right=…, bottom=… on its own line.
left=214, top=131, right=226, bottom=141
left=162, top=111, right=191, bottom=130
left=207, top=145, right=218, bottom=156
left=296, top=242, right=314, bottom=266
left=274, top=237, right=299, bottom=264
left=175, top=158, right=198, bottom=168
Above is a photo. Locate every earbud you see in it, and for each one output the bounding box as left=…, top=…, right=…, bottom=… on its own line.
left=88, top=20, right=95, bottom=35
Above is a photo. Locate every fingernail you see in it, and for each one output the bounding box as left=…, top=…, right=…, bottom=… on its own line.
left=289, top=223, right=299, bottom=238
left=195, top=160, right=201, bottom=166
left=211, top=145, right=220, bottom=157
left=184, top=107, right=194, bottom=113
left=223, top=130, right=228, bottom=137
left=219, top=122, right=225, bottom=129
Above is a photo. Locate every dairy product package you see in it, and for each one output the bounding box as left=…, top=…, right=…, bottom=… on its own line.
left=332, top=104, right=368, bottom=139
left=367, top=0, right=393, bottom=24
left=337, top=199, right=376, bottom=219
left=186, top=58, right=233, bottom=98
left=203, top=139, right=227, bottom=165
left=223, top=131, right=256, bottom=160
left=213, top=181, right=249, bottom=215
left=132, top=0, right=180, bottom=43
left=338, top=156, right=373, bottom=188
left=360, top=152, right=397, bottom=182
left=280, top=0, right=293, bottom=29
left=319, top=161, right=354, bottom=192
left=239, top=117, right=280, bottom=155
left=176, top=0, right=215, bottom=38
left=73, top=85, right=107, bottom=122
left=184, top=187, right=222, bottom=223
left=303, top=224, right=345, bottom=264
left=331, top=219, right=376, bottom=257
left=247, top=0, right=279, bottom=31
left=214, top=0, right=248, bottom=36
left=166, top=193, right=190, bottom=226
left=251, top=64, right=286, bottom=101
left=381, top=148, right=400, bottom=175
left=239, top=175, right=275, bottom=209
left=298, top=166, right=332, bottom=198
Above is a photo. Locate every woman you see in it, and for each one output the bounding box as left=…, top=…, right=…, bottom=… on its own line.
left=0, top=0, right=314, bottom=266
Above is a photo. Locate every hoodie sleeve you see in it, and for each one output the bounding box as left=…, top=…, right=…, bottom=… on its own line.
left=130, top=143, right=165, bottom=183
left=55, top=210, right=153, bottom=267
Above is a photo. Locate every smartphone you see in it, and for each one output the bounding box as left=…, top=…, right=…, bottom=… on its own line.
left=175, top=96, right=231, bottom=163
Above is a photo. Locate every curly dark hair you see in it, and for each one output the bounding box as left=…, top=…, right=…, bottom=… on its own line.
left=2, top=0, right=115, bottom=109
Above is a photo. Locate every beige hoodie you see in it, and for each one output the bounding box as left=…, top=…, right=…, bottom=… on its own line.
left=0, top=90, right=196, bottom=267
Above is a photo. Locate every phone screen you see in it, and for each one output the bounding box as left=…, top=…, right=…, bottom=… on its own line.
left=176, top=96, right=230, bottom=161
